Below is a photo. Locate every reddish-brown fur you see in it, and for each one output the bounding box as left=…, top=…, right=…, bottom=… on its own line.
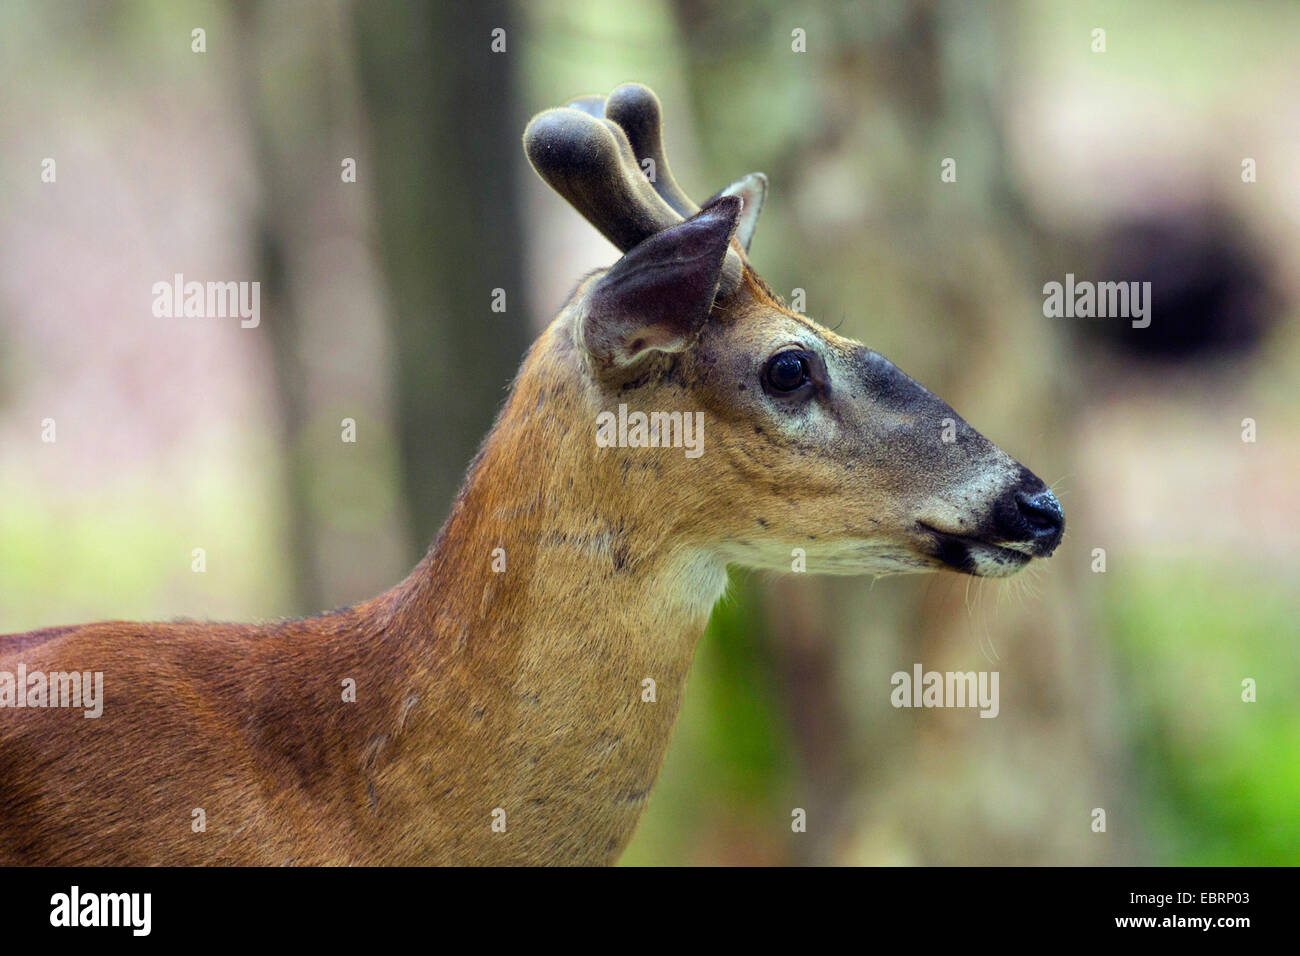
left=2, top=92, right=1061, bottom=863
left=0, top=279, right=769, bottom=864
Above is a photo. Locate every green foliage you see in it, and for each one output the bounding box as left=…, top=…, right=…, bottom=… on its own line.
left=1105, top=562, right=1300, bottom=864
left=0, top=457, right=289, bottom=632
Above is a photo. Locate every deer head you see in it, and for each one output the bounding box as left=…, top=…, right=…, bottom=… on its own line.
left=523, top=83, right=1063, bottom=581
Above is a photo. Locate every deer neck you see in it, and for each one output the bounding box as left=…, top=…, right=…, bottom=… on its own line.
left=371, top=332, right=727, bottom=862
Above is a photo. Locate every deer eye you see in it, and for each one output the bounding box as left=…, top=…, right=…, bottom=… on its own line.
left=765, top=350, right=811, bottom=393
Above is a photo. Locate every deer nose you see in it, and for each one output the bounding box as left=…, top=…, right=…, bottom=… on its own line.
left=1011, top=487, right=1065, bottom=554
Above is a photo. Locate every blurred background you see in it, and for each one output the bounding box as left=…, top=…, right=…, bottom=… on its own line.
left=1, top=0, right=1297, bottom=864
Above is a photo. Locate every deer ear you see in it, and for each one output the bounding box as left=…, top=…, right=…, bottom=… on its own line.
left=581, top=194, right=742, bottom=369
left=711, top=172, right=766, bottom=253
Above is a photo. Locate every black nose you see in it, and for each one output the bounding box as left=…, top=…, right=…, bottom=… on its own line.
left=1012, top=487, right=1065, bottom=553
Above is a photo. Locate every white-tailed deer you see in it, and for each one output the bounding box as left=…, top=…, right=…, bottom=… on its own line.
left=0, top=83, right=1062, bottom=865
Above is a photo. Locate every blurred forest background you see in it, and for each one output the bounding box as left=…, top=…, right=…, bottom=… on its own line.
left=1, top=0, right=1297, bottom=865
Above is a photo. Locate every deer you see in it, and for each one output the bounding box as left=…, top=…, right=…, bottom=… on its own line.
left=0, top=83, right=1063, bottom=866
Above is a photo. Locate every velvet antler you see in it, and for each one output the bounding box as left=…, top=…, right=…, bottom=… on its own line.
left=524, top=83, right=767, bottom=294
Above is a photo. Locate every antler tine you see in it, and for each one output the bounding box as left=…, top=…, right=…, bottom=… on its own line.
left=524, top=107, right=684, bottom=253
left=604, top=83, right=700, bottom=218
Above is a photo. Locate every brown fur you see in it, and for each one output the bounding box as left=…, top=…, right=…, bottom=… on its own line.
left=1, top=230, right=1057, bottom=866
left=0, top=273, right=763, bottom=865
